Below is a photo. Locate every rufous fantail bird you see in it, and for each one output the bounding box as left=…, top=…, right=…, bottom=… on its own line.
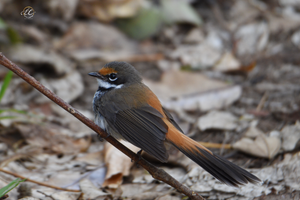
left=89, top=61, right=260, bottom=187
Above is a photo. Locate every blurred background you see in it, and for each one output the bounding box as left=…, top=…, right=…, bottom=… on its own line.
left=0, top=0, right=300, bottom=199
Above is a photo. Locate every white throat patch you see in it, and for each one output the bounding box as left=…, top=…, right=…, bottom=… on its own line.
left=97, top=79, right=123, bottom=89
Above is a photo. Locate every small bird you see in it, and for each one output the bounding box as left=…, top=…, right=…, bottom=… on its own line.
left=89, top=61, right=260, bottom=187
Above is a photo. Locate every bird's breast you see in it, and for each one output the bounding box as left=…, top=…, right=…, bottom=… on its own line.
left=92, top=90, right=107, bottom=130
left=94, top=112, right=106, bottom=130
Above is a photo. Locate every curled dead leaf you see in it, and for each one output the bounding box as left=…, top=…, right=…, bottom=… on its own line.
left=233, top=126, right=281, bottom=159
left=102, top=140, right=139, bottom=188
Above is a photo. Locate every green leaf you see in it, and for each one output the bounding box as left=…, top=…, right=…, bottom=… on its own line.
left=0, top=116, right=17, bottom=120
left=161, top=0, right=202, bottom=26
left=116, top=7, right=162, bottom=40
left=6, top=27, right=22, bottom=44
left=0, top=17, right=22, bottom=44
left=0, top=178, right=25, bottom=198
left=0, top=71, right=13, bottom=103
left=0, top=109, right=27, bottom=115
left=0, top=18, right=7, bottom=29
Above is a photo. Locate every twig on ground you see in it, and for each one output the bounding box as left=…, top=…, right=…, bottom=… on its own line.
left=199, top=142, right=232, bottom=149
left=256, top=92, right=268, bottom=111
left=0, top=53, right=205, bottom=200
left=0, top=168, right=81, bottom=192
left=37, top=190, right=56, bottom=200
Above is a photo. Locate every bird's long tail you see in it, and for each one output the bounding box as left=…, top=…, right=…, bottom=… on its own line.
left=166, top=125, right=260, bottom=187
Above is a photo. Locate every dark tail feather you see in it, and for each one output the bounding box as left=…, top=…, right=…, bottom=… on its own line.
left=167, top=132, right=261, bottom=187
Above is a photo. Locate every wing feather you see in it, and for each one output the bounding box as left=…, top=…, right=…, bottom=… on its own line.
left=163, top=107, right=184, bottom=133
left=113, top=107, right=169, bottom=162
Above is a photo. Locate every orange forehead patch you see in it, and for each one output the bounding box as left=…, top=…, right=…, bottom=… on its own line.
left=98, top=67, right=117, bottom=75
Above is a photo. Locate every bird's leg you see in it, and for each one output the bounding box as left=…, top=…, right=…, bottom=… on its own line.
left=132, top=149, right=143, bottom=162
left=137, top=149, right=143, bottom=160
left=97, top=133, right=110, bottom=142
left=97, top=134, right=104, bottom=142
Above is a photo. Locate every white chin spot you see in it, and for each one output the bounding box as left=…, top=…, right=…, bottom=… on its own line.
left=115, top=84, right=123, bottom=89
left=97, top=79, right=123, bottom=89
left=97, top=79, right=113, bottom=88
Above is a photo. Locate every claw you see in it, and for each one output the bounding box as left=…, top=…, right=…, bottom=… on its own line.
left=97, top=133, right=110, bottom=142
left=131, top=149, right=143, bottom=162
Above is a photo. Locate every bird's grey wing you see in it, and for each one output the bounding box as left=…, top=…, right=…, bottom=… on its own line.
left=95, top=100, right=169, bottom=163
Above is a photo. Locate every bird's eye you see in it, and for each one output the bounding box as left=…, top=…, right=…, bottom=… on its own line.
left=109, top=73, right=117, bottom=81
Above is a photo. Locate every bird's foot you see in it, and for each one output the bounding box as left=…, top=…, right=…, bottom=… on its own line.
left=132, top=149, right=143, bottom=162
left=97, top=133, right=110, bottom=142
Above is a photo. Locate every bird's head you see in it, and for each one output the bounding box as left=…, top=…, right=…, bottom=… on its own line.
left=88, top=61, right=142, bottom=89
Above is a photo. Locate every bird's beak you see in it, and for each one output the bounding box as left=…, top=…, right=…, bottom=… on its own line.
left=88, top=72, right=103, bottom=79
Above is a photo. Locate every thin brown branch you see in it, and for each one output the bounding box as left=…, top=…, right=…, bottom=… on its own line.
left=0, top=168, right=81, bottom=192
left=0, top=53, right=205, bottom=200
left=256, top=92, right=268, bottom=111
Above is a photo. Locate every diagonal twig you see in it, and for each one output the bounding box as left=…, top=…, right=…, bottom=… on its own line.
left=0, top=53, right=205, bottom=200
left=0, top=168, right=81, bottom=192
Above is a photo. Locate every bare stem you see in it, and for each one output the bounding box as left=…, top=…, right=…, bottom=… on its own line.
left=0, top=168, right=81, bottom=192
left=0, top=53, right=205, bottom=200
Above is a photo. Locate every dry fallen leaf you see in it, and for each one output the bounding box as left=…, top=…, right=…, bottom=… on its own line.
left=77, top=0, right=142, bottom=22
left=88, top=167, right=107, bottom=188
left=72, top=136, right=92, bottom=152
left=80, top=179, right=110, bottom=199
left=9, top=45, right=75, bottom=76
left=161, top=0, right=202, bottom=26
left=144, top=70, right=226, bottom=99
left=166, top=86, right=242, bottom=112
left=31, top=188, right=81, bottom=200
left=16, top=124, right=83, bottom=154
left=197, top=111, right=238, bottom=131
left=184, top=28, right=204, bottom=44
left=55, top=22, right=136, bottom=61
left=280, top=121, right=300, bottom=152
left=233, top=126, right=281, bottom=159
left=170, top=43, right=222, bottom=69
left=120, top=183, right=170, bottom=199
left=228, top=1, right=261, bottom=30
left=46, top=0, right=79, bottom=21
left=18, top=197, right=40, bottom=200
left=51, top=104, right=94, bottom=138
left=256, top=152, right=300, bottom=191
left=46, top=170, right=83, bottom=189
left=213, top=52, right=241, bottom=72
left=102, top=140, right=139, bottom=188
left=292, top=30, right=300, bottom=49
left=144, top=70, right=241, bottom=112
left=234, top=22, right=269, bottom=56
left=4, top=45, right=84, bottom=104
left=40, top=71, right=84, bottom=103
left=267, top=6, right=300, bottom=34
left=75, top=151, right=103, bottom=166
